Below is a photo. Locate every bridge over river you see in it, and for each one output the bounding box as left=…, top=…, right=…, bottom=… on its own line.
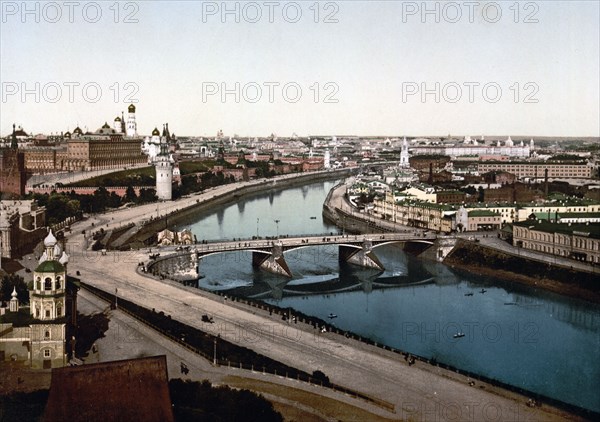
left=147, top=232, right=439, bottom=278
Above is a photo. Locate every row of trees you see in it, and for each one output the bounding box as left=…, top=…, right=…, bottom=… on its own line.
left=29, top=187, right=159, bottom=224
left=31, top=164, right=280, bottom=225
left=169, top=379, right=283, bottom=421
left=172, top=171, right=236, bottom=199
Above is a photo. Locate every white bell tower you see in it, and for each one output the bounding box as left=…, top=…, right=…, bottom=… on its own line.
left=126, top=104, right=137, bottom=137
left=400, top=137, right=410, bottom=168
left=29, top=230, right=68, bottom=369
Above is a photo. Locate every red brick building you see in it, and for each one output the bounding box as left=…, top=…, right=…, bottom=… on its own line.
left=0, top=125, right=27, bottom=197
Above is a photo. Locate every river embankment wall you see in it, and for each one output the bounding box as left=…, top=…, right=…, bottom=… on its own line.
left=444, top=239, right=600, bottom=303
left=322, top=183, right=394, bottom=234
left=122, top=169, right=355, bottom=247
left=322, top=182, right=600, bottom=303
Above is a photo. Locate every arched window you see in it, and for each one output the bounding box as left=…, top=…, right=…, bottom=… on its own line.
left=56, top=276, right=61, bottom=289
left=44, top=330, right=50, bottom=339
left=44, top=278, right=52, bottom=291
left=57, top=305, right=62, bottom=317
left=36, top=277, right=42, bottom=290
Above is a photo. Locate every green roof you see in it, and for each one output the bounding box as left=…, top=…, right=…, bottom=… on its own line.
left=35, top=260, right=65, bottom=273
left=437, top=190, right=465, bottom=195
left=559, top=212, right=600, bottom=219
left=532, top=211, right=600, bottom=220
left=513, top=221, right=600, bottom=238
left=468, top=210, right=500, bottom=217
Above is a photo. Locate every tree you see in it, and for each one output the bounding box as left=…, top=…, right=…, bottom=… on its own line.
left=44, top=193, right=80, bottom=225
left=138, top=188, right=158, bottom=204
left=108, top=191, right=121, bottom=208
left=477, top=186, right=484, bottom=202
left=1, top=274, right=29, bottom=304
left=93, top=187, right=110, bottom=212
left=312, top=370, right=330, bottom=386
left=169, top=379, right=283, bottom=422
left=124, top=185, right=137, bottom=203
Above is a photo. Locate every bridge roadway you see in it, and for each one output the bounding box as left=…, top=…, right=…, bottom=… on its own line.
left=61, top=220, right=578, bottom=421
left=149, top=233, right=438, bottom=277
left=189, top=232, right=436, bottom=254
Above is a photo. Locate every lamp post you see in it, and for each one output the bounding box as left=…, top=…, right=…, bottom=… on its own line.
left=213, top=337, right=217, bottom=365
left=256, top=218, right=259, bottom=238
left=275, top=219, right=280, bottom=238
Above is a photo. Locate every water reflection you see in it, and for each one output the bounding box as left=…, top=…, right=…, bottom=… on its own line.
left=182, top=181, right=600, bottom=413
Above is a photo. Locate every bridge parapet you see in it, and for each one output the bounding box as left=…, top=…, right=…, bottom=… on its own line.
left=151, top=233, right=438, bottom=279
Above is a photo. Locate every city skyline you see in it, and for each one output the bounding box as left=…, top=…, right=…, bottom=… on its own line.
left=1, top=1, right=599, bottom=137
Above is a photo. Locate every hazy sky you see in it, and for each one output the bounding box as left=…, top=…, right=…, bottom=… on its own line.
left=1, top=1, right=599, bottom=137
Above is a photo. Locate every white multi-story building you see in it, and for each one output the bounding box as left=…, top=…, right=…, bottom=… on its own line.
left=410, top=136, right=533, bottom=158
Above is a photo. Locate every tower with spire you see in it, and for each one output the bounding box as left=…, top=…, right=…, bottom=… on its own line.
left=155, top=124, right=173, bottom=200
left=11, top=123, right=18, bottom=149
left=400, top=137, right=410, bottom=168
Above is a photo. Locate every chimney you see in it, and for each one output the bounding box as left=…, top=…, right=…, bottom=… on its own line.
left=544, top=168, right=549, bottom=198
left=428, top=163, right=433, bottom=184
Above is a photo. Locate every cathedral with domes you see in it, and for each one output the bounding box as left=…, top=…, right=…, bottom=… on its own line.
left=0, top=230, right=78, bottom=369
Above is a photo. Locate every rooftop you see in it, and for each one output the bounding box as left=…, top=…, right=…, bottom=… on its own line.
left=43, top=356, right=174, bottom=422
left=513, top=221, right=600, bottom=239
left=35, top=260, right=65, bottom=273
left=468, top=210, right=501, bottom=217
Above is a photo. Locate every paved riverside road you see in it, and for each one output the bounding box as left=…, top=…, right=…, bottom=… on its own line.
left=59, top=174, right=583, bottom=422
left=62, top=228, right=580, bottom=419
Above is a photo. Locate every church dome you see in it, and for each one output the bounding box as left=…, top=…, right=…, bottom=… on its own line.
left=152, top=127, right=160, bottom=136
left=44, top=230, right=57, bottom=247
left=73, top=127, right=83, bottom=135
left=59, top=251, right=70, bottom=265
left=114, top=116, right=122, bottom=122
left=128, top=104, right=136, bottom=113
left=102, top=122, right=111, bottom=129
left=14, top=127, right=29, bottom=137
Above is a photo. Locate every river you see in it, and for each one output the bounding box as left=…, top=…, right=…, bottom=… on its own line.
left=179, top=179, right=600, bottom=413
